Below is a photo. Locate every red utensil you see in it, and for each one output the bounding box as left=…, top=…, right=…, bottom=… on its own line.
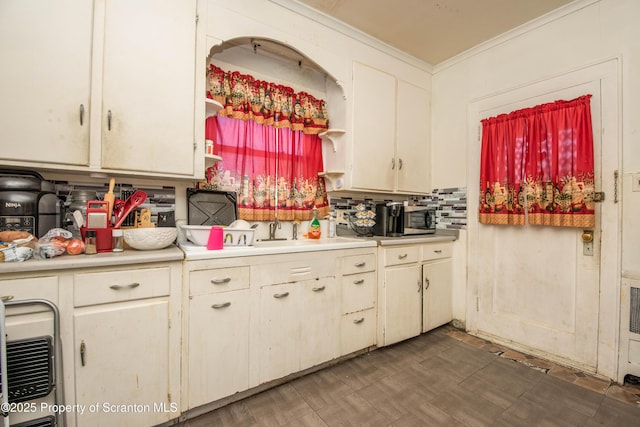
left=113, top=190, right=147, bottom=228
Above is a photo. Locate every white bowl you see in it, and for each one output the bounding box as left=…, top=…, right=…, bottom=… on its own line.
left=122, top=227, right=177, bottom=250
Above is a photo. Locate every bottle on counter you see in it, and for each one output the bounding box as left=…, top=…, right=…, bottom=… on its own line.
left=111, top=229, right=124, bottom=252
left=328, top=212, right=336, bottom=238
left=308, top=208, right=321, bottom=239
left=84, top=230, right=97, bottom=254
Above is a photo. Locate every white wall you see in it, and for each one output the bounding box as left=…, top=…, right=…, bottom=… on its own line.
left=432, top=0, right=640, bottom=379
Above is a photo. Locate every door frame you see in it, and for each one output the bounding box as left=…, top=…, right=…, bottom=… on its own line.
left=465, top=57, right=621, bottom=379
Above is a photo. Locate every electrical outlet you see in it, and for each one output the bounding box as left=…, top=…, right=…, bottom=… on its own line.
left=633, top=173, right=640, bottom=192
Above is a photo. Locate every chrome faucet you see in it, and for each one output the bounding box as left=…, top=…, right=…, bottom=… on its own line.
left=269, top=217, right=281, bottom=240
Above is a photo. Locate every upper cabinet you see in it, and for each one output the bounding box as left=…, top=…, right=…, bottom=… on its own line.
left=0, top=0, right=201, bottom=179
left=0, top=0, right=92, bottom=167
left=351, top=62, right=431, bottom=194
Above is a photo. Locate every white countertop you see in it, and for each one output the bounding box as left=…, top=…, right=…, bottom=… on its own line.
left=180, top=236, right=377, bottom=260
left=0, top=246, right=185, bottom=274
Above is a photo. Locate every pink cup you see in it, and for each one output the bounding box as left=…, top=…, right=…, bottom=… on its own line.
left=206, top=226, right=223, bottom=250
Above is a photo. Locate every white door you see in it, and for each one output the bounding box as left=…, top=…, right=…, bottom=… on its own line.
left=467, top=60, right=619, bottom=373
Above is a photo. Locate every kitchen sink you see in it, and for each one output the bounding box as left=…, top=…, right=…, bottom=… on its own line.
left=254, top=237, right=360, bottom=248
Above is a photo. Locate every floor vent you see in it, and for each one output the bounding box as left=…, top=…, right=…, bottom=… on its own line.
left=631, top=287, right=640, bottom=334
left=0, top=336, right=54, bottom=403
left=12, top=416, right=56, bottom=427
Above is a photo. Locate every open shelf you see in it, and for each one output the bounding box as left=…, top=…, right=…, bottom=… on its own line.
left=318, top=129, right=345, bottom=152
left=318, top=170, right=345, bottom=190
left=205, top=153, right=222, bottom=168
left=205, top=98, right=224, bottom=118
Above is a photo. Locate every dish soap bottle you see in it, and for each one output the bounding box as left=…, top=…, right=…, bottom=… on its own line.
left=309, top=208, right=321, bottom=239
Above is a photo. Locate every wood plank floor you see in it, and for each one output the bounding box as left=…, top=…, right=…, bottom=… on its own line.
left=176, top=326, right=640, bottom=426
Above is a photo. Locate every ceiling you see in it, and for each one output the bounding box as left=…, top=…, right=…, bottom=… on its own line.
left=296, top=0, right=575, bottom=65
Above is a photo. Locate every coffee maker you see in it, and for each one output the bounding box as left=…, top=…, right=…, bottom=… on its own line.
left=373, top=202, right=404, bottom=237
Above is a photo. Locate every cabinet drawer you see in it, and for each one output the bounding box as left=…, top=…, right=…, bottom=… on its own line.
left=342, top=253, right=376, bottom=275
left=74, top=267, right=170, bottom=307
left=340, top=309, right=376, bottom=355
left=190, top=266, right=250, bottom=296
left=342, top=272, right=376, bottom=314
left=0, top=276, right=58, bottom=314
left=383, top=246, right=419, bottom=266
left=422, top=242, right=452, bottom=261
left=252, top=257, right=336, bottom=285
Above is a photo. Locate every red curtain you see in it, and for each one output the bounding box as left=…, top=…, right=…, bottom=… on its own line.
left=206, top=115, right=329, bottom=221
left=479, top=95, right=595, bottom=228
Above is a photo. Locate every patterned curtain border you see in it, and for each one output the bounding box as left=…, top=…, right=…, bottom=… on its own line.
left=207, top=64, right=329, bottom=135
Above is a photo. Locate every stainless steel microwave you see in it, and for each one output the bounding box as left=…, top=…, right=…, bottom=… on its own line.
left=403, top=205, right=436, bottom=235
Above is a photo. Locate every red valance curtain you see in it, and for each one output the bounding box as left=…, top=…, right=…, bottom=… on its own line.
left=207, top=64, right=329, bottom=135
left=479, top=95, right=595, bottom=228
left=204, top=65, right=330, bottom=221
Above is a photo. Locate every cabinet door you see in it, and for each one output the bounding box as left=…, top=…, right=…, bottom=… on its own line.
left=0, top=0, right=92, bottom=166
left=101, top=0, right=197, bottom=175
left=383, top=265, right=422, bottom=345
left=396, top=80, right=430, bottom=193
left=188, top=290, right=250, bottom=408
left=351, top=62, right=396, bottom=192
left=341, top=309, right=376, bottom=356
left=259, top=283, right=299, bottom=384
left=422, top=259, right=453, bottom=332
left=299, top=278, right=339, bottom=370
left=74, top=300, right=176, bottom=426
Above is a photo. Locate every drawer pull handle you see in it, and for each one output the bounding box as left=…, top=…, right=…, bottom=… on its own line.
left=1, top=295, right=14, bottom=301
left=274, top=292, right=289, bottom=299
left=312, top=286, right=325, bottom=292
left=398, top=253, right=408, bottom=259
left=425, top=277, right=430, bottom=290
left=212, top=302, right=231, bottom=309
left=110, top=282, right=140, bottom=290
left=353, top=279, right=365, bottom=285
left=353, top=317, right=365, bottom=324
left=354, top=262, right=366, bottom=267
left=434, top=250, right=442, bottom=254
left=211, top=277, right=231, bottom=285
left=80, top=341, right=86, bottom=366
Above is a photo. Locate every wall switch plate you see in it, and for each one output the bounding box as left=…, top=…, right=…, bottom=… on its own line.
left=633, top=173, right=640, bottom=192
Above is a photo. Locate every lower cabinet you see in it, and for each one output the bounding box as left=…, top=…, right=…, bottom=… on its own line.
left=378, top=241, right=454, bottom=346
left=186, top=266, right=250, bottom=409
left=72, top=264, right=181, bottom=427
left=423, top=258, right=453, bottom=333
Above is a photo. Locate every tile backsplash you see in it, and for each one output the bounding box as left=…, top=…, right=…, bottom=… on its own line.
left=417, top=187, right=467, bottom=230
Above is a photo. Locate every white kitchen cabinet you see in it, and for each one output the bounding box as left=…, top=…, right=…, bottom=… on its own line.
left=0, top=0, right=92, bottom=167
left=72, top=264, right=181, bottom=427
left=422, top=259, right=453, bottom=332
left=422, top=242, right=453, bottom=333
left=186, top=266, right=250, bottom=409
left=351, top=62, right=431, bottom=194
left=351, top=62, right=396, bottom=192
left=340, top=251, right=377, bottom=355
left=300, top=278, right=340, bottom=370
left=383, top=264, right=423, bottom=345
left=0, top=0, right=200, bottom=178
left=258, top=282, right=300, bottom=383
left=99, top=0, right=198, bottom=176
